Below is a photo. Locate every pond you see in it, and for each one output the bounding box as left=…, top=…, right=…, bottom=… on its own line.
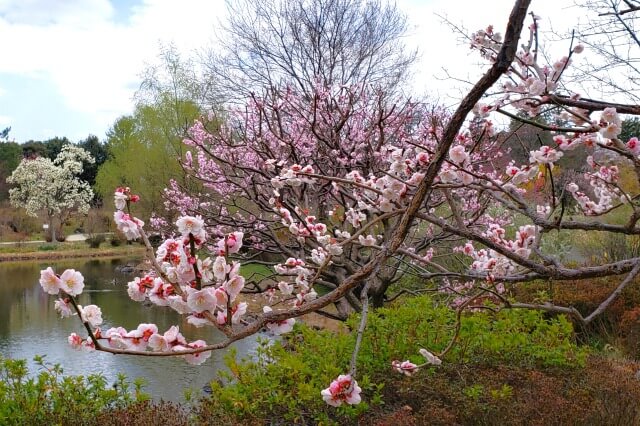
left=0, top=257, right=259, bottom=402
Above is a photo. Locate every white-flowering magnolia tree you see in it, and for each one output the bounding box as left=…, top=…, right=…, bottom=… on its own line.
left=38, top=0, right=640, bottom=407
left=8, top=145, right=94, bottom=242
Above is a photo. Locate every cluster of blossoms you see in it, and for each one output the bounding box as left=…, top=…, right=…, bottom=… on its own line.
left=40, top=188, right=311, bottom=369
left=273, top=257, right=318, bottom=307
left=103, top=324, right=211, bottom=365
left=565, top=157, right=623, bottom=215
left=126, top=213, right=262, bottom=330
left=39, top=261, right=214, bottom=364
left=468, top=19, right=640, bottom=216
left=40, top=267, right=85, bottom=296
left=113, top=187, right=144, bottom=240
left=470, top=16, right=579, bottom=117
left=459, top=224, right=538, bottom=278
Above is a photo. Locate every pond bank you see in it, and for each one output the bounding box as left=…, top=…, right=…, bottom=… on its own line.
left=0, top=245, right=145, bottom=262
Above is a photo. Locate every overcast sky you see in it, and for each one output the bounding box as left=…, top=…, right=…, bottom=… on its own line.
left=0, top=0, right=581, bottom=143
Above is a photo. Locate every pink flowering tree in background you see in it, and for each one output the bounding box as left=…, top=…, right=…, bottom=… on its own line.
left=161, top=83, right=450, bottom=318
left=37, top=0, right=640, bottom=407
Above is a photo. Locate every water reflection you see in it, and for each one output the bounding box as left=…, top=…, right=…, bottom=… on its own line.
left=0, top=257, right=259, bottom=402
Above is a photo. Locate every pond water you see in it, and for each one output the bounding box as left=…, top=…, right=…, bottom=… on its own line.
left=0, top=257, right=259, bottom=402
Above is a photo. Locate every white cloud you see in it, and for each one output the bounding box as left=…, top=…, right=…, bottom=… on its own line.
left=0, top=0, right=226, bottom=138
left=0, top=0, right=114, bottom=26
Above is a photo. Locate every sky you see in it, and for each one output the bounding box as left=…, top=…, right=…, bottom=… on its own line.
left=0, top=0, right=582, bottom=143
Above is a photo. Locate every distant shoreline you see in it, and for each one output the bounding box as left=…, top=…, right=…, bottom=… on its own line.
left=0, top=246, right=146, bottom=262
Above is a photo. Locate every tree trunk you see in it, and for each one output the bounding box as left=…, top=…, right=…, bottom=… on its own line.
left=48, top=216, right=57, bottom=244
left=334, top=297, right=355, bottom=320
left=370, top=290, right=386, bottom=309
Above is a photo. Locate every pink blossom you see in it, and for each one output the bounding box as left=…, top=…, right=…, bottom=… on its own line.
left=392, top=360, right=418, bottom=376
left=187, top=313, right=211, bottom=327
left=212, top=256, right=229, bottom=281
left=105, top=327, right=129, bottom=349
left=214, top=288, right=228, bottom=306
left=529, top=146, right=563, bottom=165
left=127, top=277, right=148, bottom=302
left=68, top=333, right=83, bottom=349
left=114, top=190, right=128, bottom=210
left=358, top=234, right=376, bottom=246
left=136, top=323, right=158, bottom=342
left=40, top=267, right=61, bottom=295
left=439, top=168, right=458, bottom=184
left=81, top=338, right=96, bottom=352
left=321, top=374, right=362, bottom=407
left=278, top=281, right=293, bottom=295
left=601, top=107, right=620, bottom=124
left=80, top=305, right=103, bottom=327
left=198, top=257, right=215, bottom=283
left=176, top=215, right=205, bottom=237
left=174, top=340, right=211, bottom=365
left=626, top=137, right=640, bottom=155
left=217, top=232, right=244, bottom=254
left=114, top=211, right=143, bottom=240
left=187, top=288, right=217, bottom=313
left=600, top=122, right=621, bottom=139
left=263, top=306, right=296, bottom=335
left=59, top=269, right=85, bottom=296
left=54, top=298, right=73, bottom=318
left=224, top=275, right=245, bottom=301
left=148, top=279, right=173, bottom=306
left=472, top=102, right=492, bottom=118
left=148, top=326, right=186, bottom=351
left=167, top=295, right=190, bottom=314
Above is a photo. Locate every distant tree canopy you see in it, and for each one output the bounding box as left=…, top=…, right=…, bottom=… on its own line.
left=77, top=135, right=108, bottom=189
left=0, top=141, right=22, bottom=200
left=95, top=96, right=202, bottom=218
left=21, top=137, right=71, bottom=160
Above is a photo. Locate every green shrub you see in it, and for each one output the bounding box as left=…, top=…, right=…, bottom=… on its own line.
left=110, top=235, right=125, bottom=247
left=0, top=355, right=148, bottom=426
left=196, top=295, right=587, bottom=424
left=86, top=234, right=106, bottom=248
left=353, top=296, right=586, bottom=371
left=37, top=244, right=56, bottom=251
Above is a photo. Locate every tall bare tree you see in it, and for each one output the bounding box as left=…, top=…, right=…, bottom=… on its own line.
left=204, top=0, right=417, bottom=101
left=569, top=0, right=640, bottom=102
